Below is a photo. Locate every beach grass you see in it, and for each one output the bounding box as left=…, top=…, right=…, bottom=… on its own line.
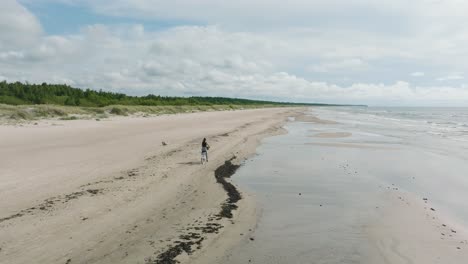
left=0, top=103, right=282, bottom=123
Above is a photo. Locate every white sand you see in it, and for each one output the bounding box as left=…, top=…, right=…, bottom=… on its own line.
left=0, top=107, right=300, bottom=264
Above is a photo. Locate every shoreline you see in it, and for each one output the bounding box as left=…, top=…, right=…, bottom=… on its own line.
left=0, top=107, right=301, bottom=264
left=215, top=109, right=468, bottom=264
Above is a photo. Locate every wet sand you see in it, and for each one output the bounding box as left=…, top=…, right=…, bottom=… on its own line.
left=305, top=142, right=395, bottom=149
left=221, top=111, right=468, bottom=264
left=295, top=114, right=338, bottom=124
left=309, top=132, right=352, bottom=138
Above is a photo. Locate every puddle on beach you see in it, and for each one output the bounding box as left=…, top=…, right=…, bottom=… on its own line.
left=223, top=108, right=468, bottom=263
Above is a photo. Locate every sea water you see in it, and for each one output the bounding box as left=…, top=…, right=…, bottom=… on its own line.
left=222, top=107, right=468, bottom=263
left=314, top=107, right=468, bottom=221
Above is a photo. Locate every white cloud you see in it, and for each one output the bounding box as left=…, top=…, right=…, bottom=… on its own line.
left=0, top=51, right=25, bottom=60
left=437, top=73, right=464, bottom=81
left=411, top=72, right=425, bottom=77
left=1, top=20, right=467, bottom=105
left=44, top=0, right=468, bottom=30
left=2, top=0, right=468, bottom=106
left=0, top=0, right=42, bottom=49
left=309, top=59, right=369, bottom=73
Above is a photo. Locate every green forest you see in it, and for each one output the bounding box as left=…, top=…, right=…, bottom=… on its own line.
left=0, top=81, right=318, bottom=107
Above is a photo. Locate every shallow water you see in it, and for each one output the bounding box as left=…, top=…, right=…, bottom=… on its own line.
left=224, top=121, right=385, bottom=263
left=223, top=107, right=468, bottom=263
left=313, top=107, right=468, bottom=222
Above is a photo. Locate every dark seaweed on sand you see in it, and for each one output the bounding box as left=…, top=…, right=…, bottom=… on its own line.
left=214, top=158, right=242, bottom=218
left=149, top=157, right=242, bottom=264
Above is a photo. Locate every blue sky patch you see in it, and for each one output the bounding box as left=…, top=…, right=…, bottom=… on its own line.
left=20, top=1, right=197, bottom=35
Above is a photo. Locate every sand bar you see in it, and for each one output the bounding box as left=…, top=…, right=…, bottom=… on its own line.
left=309, top=132, right=352, bottom=138
left=305, top=142, right=396, bottom=149
left=295, top=113, right=338, bottom=124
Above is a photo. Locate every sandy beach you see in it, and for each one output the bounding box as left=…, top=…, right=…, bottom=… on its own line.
left=3, top=1, right=468, bottom=263
left=2, top=106, right=468, bottom=264
left=0, top=107, right=300, bottom=264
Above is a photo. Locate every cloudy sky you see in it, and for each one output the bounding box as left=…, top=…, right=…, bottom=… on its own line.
left=1, top=0, right=468, bottom=106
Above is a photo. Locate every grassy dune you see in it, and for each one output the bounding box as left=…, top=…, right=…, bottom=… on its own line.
left=0, top=103, right=282, bottom=124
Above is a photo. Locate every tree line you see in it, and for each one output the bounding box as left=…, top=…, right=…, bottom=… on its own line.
left=0, top=81, right=319, bottom=107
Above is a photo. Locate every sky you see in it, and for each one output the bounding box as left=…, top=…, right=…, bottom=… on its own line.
left=1, top=0, right=468, bottom=106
